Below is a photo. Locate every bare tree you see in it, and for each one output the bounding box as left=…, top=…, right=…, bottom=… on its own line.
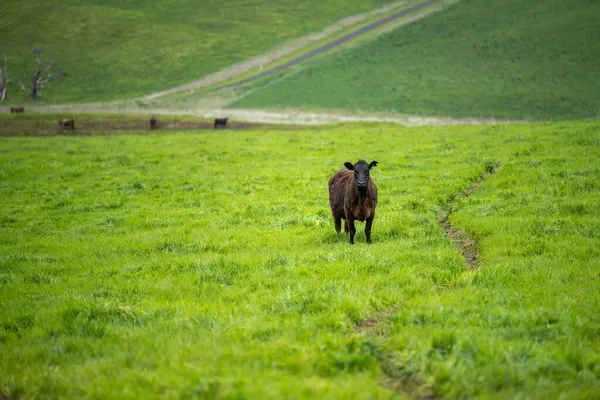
left=0, top=50, right=67, bottom=102
left=28, top=49, right=66, bottom=101
left=0, top=57, right=8, bottom=102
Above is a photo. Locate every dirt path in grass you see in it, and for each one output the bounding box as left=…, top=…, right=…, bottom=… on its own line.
left=437, top=165, right=498, bottom=268
left=143, top=0, right=445, bottom=99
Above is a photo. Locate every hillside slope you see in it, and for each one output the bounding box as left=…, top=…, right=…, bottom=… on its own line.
left=0, top=0, right=392, bottom=103
left=233, top=0, right=600, bottom=120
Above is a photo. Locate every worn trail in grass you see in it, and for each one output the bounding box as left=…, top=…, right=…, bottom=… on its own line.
left=0, top=121, right=599, bottom=398
left=437, top=164, right=498, bottom=269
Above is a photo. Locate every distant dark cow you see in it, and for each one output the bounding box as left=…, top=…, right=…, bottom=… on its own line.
left=58, top=118, right=75, bottom=130
left=10, top=106, right=25, bottom=113
left=214, top=117, right=228, bottom=129
left=150, top=116, right=158, bottom=129
left=328, top=159, right=379, bottom=244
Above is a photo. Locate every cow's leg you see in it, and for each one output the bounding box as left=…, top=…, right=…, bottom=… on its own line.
left=365, top=216, right=374, bottom=244
left=344, top=219, right=349, bottom=233
left=334, top=217, right=342, bottom=235
left=347, top=218, right=356, bottom=244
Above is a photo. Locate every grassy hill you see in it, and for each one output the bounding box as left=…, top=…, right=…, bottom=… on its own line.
left=233, top=0, right=600, bottom=120
left=0, top=0, right=392, bottom=103
left=1, top=118, right=599, bottom=398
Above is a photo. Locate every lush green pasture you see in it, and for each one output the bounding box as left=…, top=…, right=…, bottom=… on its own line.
left=0, top=0, right=391, bottom=103
left=234, top=0, right=600, bottom=120
left=1, top=120, right=599, bottom=398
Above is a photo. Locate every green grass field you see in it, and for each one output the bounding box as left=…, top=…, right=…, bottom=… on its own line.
left=0, top=0, right=392, bottom=103
left=1, top=118, right=599, bottom=398
left=233, top=0, right=600, bottom=121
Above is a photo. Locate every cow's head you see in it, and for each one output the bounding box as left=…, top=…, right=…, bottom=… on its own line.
left=344, top=160, right=378, bottom=191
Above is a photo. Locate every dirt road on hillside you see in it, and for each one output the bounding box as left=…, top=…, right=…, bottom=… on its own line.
left=144, top=0, right=444, bottom=100
left=219, top=0, right=440, bottom=90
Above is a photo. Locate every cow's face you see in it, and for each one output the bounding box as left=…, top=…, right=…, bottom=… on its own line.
left=344, top=160, right=378, bottom=190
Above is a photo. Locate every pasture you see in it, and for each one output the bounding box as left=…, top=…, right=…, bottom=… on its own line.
left=1, top=120, right=599, bottom=398
left=0, top=0, right=391, bottom=103
left=233, top=0, right=600, bottom=120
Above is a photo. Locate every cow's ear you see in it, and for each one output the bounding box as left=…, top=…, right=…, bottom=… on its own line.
left=368, top=161, right=378, bottom=170
left=344, top=162, right=354, bottom=171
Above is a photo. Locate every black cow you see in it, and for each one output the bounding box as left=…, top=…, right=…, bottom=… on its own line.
left=328, top=160, right=379, bottom=244
left=214, top=117, right=228, bottom=129
left=58, top=118, right=75, bottom=130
